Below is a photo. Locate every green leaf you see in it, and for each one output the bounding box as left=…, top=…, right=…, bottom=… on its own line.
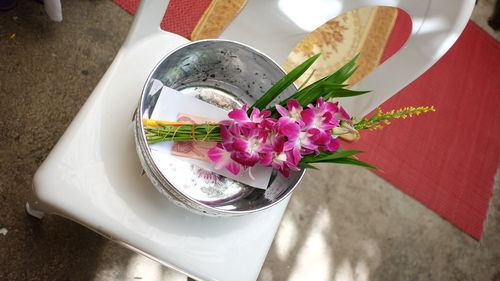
left=294, top=54, right=359, bottom=96
left=278, top=77, right=330, bottom=106
left=270, top=81, right=348, bottom=118
left=248, top=53, right=321, bottom=113
left=301, top=150, right=363, bottom=163
left=326, top=54, right=360, bottom=84
left=276, top=54, right=366, bottom=110
left=326, top=89, right=371, bottom=99
left=314, top=157, right=380, bottom=170
left=297, top=69, right=316, bottom=91
left=296, top=82, right=350, bottom=105
left=298, top=162, right=320, bottom=170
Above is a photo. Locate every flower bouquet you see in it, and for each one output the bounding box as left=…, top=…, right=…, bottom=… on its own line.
left=143, top=54, right=434, bottom=178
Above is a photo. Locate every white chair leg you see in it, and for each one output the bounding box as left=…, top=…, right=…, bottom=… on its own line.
left=26, top=202, right=45, bottom=219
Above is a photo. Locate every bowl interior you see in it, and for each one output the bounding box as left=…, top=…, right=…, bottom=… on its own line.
left=139, top=40, right=305, bottom=214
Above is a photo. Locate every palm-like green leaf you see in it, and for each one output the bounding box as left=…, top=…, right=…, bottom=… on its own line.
left=299, top=157, right=379, bottom=171
left=301, top=149, right=363, bottom=163
left=299, top=148, right=379, bottom=170
left=247, top=53, right=321, bottom=114
left=297, top=162, right=320, bottom=170
left=322, top=157, right=380, bottom=170
left=327, top=89, right=371, bottom=99
left=275, top=54, right=365, bottom=109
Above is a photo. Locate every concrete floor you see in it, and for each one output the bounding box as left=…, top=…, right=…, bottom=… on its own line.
left=0, top=0, right=499, bottom=280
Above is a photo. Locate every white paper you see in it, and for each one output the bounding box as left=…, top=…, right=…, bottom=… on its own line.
left=147, top=81, right=273, bottom=189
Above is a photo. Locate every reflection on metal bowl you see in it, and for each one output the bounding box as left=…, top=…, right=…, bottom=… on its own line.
left=135, top=39, right=305, bottom=216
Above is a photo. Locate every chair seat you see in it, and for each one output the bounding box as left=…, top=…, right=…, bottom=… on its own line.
left=32, top=0, right=475, bottom=278
left=33, top=31, right=289, bottom=281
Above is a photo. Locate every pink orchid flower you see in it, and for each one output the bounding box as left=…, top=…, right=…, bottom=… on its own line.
left=209, top=97, right=347, bottom=178
left=301, top=98, right=340, bottom=131
left=207, top=143, right=241, bottom=175
left=260, top=136, right=299, bottom=178
left=230, top=123, right=269, bottom=167
left=228, top=105, right=271, bottom=124
left=276, top=99, right=305, bottom=126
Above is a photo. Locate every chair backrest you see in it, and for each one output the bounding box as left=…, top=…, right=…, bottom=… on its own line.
left=125, top=0, right=475, bottom=117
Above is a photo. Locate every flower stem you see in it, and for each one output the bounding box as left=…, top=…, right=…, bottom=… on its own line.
left=144, top=121, right=222, bottom=144
left=354, top=106, right=436, bottom=130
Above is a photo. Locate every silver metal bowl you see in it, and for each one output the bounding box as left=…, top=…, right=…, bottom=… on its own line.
left=135, top=39, right=305, bottom=216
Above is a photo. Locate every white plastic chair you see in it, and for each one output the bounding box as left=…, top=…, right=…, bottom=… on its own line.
left=29, top=0, right=474, bottom=280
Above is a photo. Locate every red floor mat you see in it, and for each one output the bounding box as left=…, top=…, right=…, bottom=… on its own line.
left=344, top=16, right=500, bottom=240
left=112, top=1, right=500, bottom=240
left=112, top=0, right=211, bottom=39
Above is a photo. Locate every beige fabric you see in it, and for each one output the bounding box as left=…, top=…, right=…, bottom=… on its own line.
left=192, top=3, right=397, bottom=86
left=282, top=7, right=398, bottom=86
left=282, top=7, right=397, bottom=141
left=191, top=4, right=398, bottom=141
left=191, top=0, right=248, bottom=41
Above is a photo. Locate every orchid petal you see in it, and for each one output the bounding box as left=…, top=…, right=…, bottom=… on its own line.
left=260, top=152, right=273, bottom=166
left=261, top=110, right=271, bottom=118
left=327, top=138, right=340, bottom=151
left=287, top=99, right=302, bottom=111
left=283, top=141, right=296, bottom=151
left=301, top=109, right=315, bottom=126
left=335, top=106, right=351, bottom=122
left=207, top=144, right=225, bottom=164
left=279, top=167, right=290, bottom=178
left=278, top=118, right=300, bottom=139
left=228, top=109, right=250, bottom=122
left=232, top=138, right=249, bottom=151
left=225, top=161, right=241, bottom=175
left=249, top=107, right=261, bottom=121
left=276, top=104, right=289, bottom=118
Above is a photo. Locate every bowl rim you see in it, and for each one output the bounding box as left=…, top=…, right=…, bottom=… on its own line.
left=136, top=39, right=306, bottom=215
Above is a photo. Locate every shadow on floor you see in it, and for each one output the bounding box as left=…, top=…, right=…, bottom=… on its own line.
left=0, top=0, right=134, bottom=279
left=259, top=165, right=500, bottom=281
